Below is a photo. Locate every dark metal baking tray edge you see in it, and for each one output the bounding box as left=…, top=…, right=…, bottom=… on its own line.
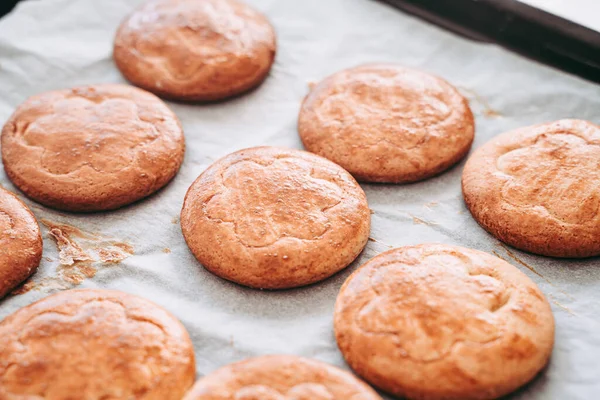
left=378, top=0, right=600, bottom=84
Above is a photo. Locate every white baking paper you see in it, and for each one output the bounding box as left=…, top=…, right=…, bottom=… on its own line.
left=1, top=0, right=599, bottom=398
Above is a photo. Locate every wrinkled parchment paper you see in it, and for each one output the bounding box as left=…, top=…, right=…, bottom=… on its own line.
left=1, top=0, right=599, bottom=398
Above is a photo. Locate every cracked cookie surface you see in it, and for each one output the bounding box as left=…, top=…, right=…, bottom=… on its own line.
left=180, top=146, right=370, bottom=289
left=462, top=119, right=600, bottom=257
left=1, top=84, right=185, bottom=212
left=0, top=289, right=195, bottom=399
left=0, top=187, right=42, bottom=298
left=334, top=244, right=554, bottom=400
left=298, top=64, right=474, bottom=183
left=114, top=0, right=276, bottom=101
left=182, top=355, right=381, bottom=400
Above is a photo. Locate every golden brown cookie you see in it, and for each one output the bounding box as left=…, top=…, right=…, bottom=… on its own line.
left=462, top=119, right=600, bottom=258
left=1, top=84, right=185, bottom=212
left=183, top=355, right=382, bottom=400
left=114, top=0, right=277, bottom=101
left=180, top=146, right=370, bottom=289
left=334, top=244, right=555, bottom=400
left=0, top=186, right=42, bottom=298
left=298, top=64, right=475, bottom=183
left=0, top=288, right=195, bottom=399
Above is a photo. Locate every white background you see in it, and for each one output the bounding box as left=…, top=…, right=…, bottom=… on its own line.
left=518, top=0, right=600, bottom=32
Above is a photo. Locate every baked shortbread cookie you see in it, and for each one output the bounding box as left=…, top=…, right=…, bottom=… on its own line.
left=463, top=119, right=600, bottom=258
left=0, top=186, right=42, bottom=298
left=299, top=64, right=474, bottom=183
left=114, top=0, right=276, bottom=101
left=334, top=244, right=555, bottom=400
left=1, top=84, right=185, bottom=212
left=183, top=355, right=382, bottom=400
left=180, top=146, right=371, bottom=289
left=0, top=289, right=196, bottom=399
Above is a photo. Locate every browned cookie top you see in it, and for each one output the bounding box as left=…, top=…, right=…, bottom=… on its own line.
left=2, top=84, right=185, bottom=212
left=0, top=289, right=196, bottom=399
left=334, top=244, right=554, bottom=400
left=180, top=146, right=371, bottom=289
left=114, top=0, right=276, bottom=101
left=0, top=186, right=42, bottom=298
left=299, top=64, right=474, bottom=183
left=462, top=119, right=600, bottom=258
left=183, top=355, right=382, bottom=400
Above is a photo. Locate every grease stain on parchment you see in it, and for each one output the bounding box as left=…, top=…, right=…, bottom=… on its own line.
left=424, top=201, right=438, bottom=210
left=492, top=250, right=506, bottom=260
left=497, top=244, right=544, bottom=278
left=47, top=225, right=92, bottom=265
left=495, top=243, right=574, bottom=301
left=368, top=237, right=393, bottom=249
left=412, top=215, right=438, bottom=226
left=458, top=87, right=503, bottom=118
left=12, top=277, right=69, bottom=295
left=549, top=294, right=578, bottom=316
left=13, top=220, right=134, bottom=295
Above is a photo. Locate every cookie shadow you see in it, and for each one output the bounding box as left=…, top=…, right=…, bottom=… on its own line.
left=501, top=360, right=552, bottom=399
left=192, top=248, right=373, bottom=321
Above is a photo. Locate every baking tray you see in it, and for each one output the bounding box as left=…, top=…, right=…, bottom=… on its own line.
left=0, top=0, right=599, bottom=399
left=380, top=0, right=600, bottom=84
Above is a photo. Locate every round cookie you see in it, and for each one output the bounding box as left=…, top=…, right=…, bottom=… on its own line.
left=0, top=186, right=42, bottom=298
left=334, top=244, right=555, bottom=400
left=298, top=64, right=475, bottom=183
left=180, top=146, right=371, bottom=289
left=462, top=119, right=600, bottom=258
left=183, top=355, right=382, bottom=400
left=1, top=84, right=185, bottom=212
left=114, top=0, right=277, bottom=101
left=0, top=289, right=195, bottom=399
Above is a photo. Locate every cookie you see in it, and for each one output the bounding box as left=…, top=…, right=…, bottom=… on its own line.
left=114, top=0, right=277, bottom=101
left=0, top=288, right=195, bottom=398
left=462, top=119, right=600, bottom=258
left=0, top=186, right=42, bottom=298
left=183, top=355, right=382, bottom=400
left=180, top=146, right=370, bottom=289
left=298, top=64, right=475, bottom=183
left=334, top=244, right=555, bottom=400
left=1, top=84, right=185, bottom=212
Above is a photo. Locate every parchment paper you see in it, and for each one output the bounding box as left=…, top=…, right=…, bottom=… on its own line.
left=1, top=0, right=599, bottom=398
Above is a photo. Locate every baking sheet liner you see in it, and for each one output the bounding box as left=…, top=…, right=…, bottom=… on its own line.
left=1, top=0, right=599, bottom=398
